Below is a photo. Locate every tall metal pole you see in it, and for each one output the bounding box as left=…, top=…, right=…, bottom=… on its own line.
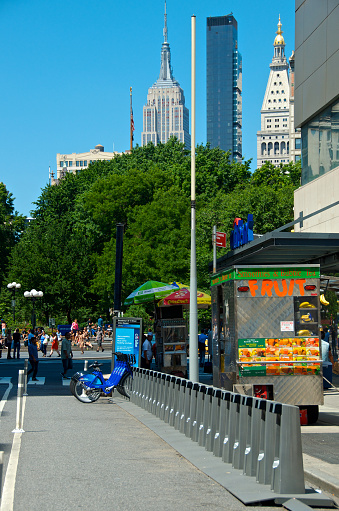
left=114, top=223, right=124, bottom=313
left=213, top=225, right=217, bottom=274
left=189, top=15, right=198, bottom=383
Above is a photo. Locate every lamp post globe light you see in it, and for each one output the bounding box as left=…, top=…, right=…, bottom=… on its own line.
left=24, top=289, right=43, bottom=333
left=7, top=282, right=21, bottom=322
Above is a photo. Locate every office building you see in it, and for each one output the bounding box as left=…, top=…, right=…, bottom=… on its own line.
left=294, top=1, right=339, bottom=232
left=53, top=144, right=122, bottom=183
left=206, top=14, right=242, bottom=161
left=257, top=18, right=301, bottom=168
left=141, top=4, right=190, bottom=149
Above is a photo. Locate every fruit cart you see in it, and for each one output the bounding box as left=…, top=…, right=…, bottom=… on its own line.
left=210, top=264, right=323, bottom=423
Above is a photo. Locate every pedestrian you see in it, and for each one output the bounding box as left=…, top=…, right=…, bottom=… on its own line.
left=83, top=328, right=93, bottom=350
left=198, top=329, right=208, bottom=367
left=27, top=336, right=39, bottom=381
left=60, top=332, right=73, bottom=379
left=6, top=329, right=13, bottom=359
left=27, top=328, right=35, bottom=346
left=141, top=333, right=152, bottom=369
left=71, top=319, right=79, bottom=343
left=1, top=319, right=6, bottom=338
left=96, top=327, right=104, bottom=352
left=78, top=330, right=85, bottom=354
left=98, top=315, right=104, bottom=329
left=48, top=332, right=60, bottom=357
left=12, top=328, right=21, bottom=359
left=40, top=331, right=49, bottom=357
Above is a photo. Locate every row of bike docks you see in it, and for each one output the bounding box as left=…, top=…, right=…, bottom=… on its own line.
left=127, top=368, right=334, bottom=508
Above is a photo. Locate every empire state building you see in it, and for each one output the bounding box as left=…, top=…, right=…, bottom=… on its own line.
left=141, top=3, right=191, bottom=149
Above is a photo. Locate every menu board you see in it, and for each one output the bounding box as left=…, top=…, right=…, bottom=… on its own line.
left=238, top=337, right=321, bottom=377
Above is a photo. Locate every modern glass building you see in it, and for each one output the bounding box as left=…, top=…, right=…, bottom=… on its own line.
left=206, top=15, right=242, bottom=161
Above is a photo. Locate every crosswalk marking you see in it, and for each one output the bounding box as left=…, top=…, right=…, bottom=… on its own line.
left=28, top=377, right=45, bottom=385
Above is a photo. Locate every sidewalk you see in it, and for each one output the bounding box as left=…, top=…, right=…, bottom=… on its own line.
left=5, top=389, right=279, bottom=511
left=301, top=373, right=339, bottom=499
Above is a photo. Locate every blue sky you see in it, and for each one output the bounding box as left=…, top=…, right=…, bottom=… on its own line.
left=0, top=0, right=295, bottom=216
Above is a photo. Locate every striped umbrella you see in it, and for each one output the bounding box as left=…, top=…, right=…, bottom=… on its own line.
left=124, top=280, right=179, bottom=306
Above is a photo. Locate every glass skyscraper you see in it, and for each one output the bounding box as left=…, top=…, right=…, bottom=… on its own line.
left=206, top=15, right=242, bottom=160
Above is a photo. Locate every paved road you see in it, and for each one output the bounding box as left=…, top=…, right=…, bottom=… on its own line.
left=0, top=358, right=338, bottom=510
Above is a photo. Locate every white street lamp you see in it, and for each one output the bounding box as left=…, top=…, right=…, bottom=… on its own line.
left=24, top=289, right=44, bottom=332
left=7, top=282, right=22, bottom=322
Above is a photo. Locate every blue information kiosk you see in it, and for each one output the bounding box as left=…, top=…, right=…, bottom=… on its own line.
left=112, top=317, right=143, bottom=370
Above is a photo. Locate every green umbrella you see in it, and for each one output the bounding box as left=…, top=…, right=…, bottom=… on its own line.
left=124, top=280, right=179, bottom=306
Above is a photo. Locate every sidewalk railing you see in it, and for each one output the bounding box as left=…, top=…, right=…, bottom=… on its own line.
left=130, top=368, right=305, bottom=495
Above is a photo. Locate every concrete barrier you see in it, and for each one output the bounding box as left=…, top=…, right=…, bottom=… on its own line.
left=130, top=368, right=305, bottom=495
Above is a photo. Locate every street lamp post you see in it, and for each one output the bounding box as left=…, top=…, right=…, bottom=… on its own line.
left=7, top=282, right=21, bottom=323
left=24, top=289, right=43, bottom=333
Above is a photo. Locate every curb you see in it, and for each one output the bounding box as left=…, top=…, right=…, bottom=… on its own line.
left=304, top=470, right=339, bottom=499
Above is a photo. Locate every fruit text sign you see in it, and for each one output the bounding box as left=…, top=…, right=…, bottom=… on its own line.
left=246, top=279, right=306, bottom=297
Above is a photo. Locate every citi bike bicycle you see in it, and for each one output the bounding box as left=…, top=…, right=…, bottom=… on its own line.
left=70, top=352, right=134, bottom=403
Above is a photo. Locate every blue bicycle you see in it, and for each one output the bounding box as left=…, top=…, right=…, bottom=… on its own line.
left=70, top=352, right=135, bottom=403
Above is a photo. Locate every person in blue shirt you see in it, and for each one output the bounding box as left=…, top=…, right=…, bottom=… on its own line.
left=27, top=336, right=39, bottom=381
left=198, top=329, right=208, bottom=367
left=27, top=328, right=35, bottom=346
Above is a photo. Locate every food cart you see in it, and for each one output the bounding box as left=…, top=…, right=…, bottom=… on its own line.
left=211, top=264, right=323, bottom=423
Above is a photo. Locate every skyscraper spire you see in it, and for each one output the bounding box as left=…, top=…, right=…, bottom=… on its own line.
left=156, top=1, right=177, bottom=84
left=163, top=1, right=168, bottom=43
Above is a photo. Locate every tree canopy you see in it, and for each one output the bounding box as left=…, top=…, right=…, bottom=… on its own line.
left=1, top=141, right=302, bottom=326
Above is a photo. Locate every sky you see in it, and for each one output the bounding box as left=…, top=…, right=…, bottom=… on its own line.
left=0, top=0, right=295, bottom=217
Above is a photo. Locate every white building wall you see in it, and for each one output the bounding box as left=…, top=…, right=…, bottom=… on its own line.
left=294, top=165, right=339, bottom=232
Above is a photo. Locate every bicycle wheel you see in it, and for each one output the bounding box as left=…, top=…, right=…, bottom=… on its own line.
left=70, top=379, right=76, bottom=396
left=119, top=373, right=133, bottom=399
left=73, top=380, right=101, bottom=403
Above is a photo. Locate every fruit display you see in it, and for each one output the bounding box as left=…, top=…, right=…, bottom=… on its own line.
left=299, top=301, right=316, bottom=308
left=239, top=337, right=321, bottom=376
left=320, top=294, right=329, bottom=306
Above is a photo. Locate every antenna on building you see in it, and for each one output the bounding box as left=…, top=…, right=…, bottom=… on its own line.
left=163, top=1, right=168, bottom=42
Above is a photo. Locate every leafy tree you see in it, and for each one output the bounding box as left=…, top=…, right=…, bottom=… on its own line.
left=0, top=183, right=25, bottom=290
left=3, top=140, right=301, bottom=325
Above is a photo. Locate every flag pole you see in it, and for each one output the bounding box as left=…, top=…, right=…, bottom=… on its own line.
left=130, top=87, right=133, bottom=152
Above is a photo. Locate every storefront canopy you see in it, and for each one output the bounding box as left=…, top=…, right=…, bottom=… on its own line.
left=210, top=232, right=339, bottom=275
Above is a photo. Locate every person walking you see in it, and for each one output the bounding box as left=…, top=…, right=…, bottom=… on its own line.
left=48, top=332, right=60, bottom=357
left=40, top=331, right=49, bottom=357
left=6, top=329, right=13, bottom=359
left=96, top=327, right=104, bottom=352
left=71, top=319, right=79, bottom=344
left=27, top=336, right=39, bottom=381
left=12, top=328, right=21, bottom=359
left=141, top=333, right=152, bottom=369
left=60, top=332, right=73, bottom=379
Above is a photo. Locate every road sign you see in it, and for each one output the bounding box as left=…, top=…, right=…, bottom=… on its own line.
left=216, top=231, right=227, bottom=248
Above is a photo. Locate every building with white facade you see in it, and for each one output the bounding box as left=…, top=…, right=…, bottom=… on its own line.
left=141, top=4, right=190, bottom=149
left=257, top=18, right=301, bottom=168
left=53, top=144, right=122, bottom=183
